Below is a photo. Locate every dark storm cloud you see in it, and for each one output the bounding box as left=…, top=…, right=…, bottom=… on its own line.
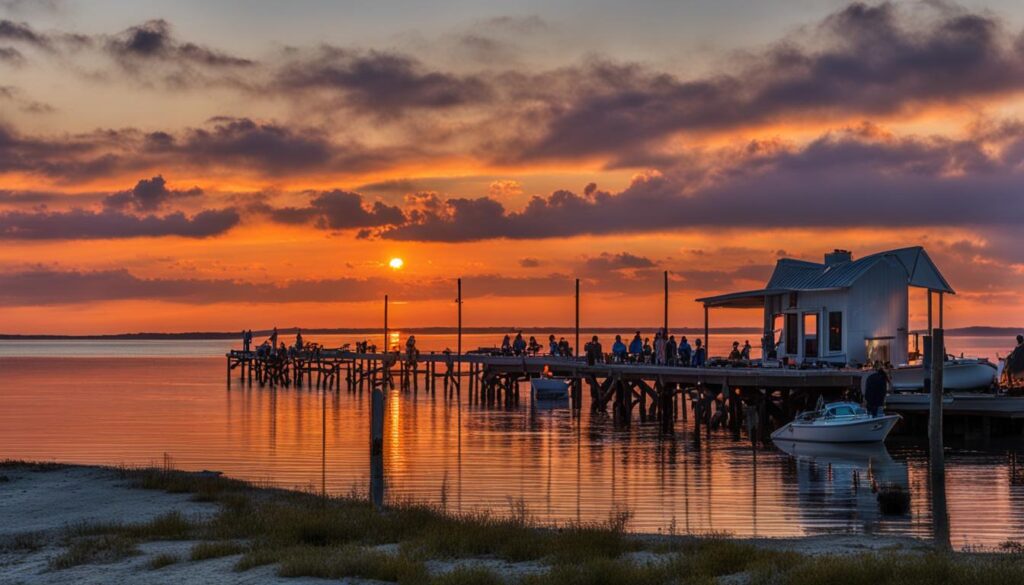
left=0, top=45, right=23, bottom=64
left=0, top=268, right=575, bottom=306
left=274, top=47, right=491, bottom=115
left=515, top=2, right=1024, bottom=161
left=379, top=126, right=1024, bottom=242
left=0, top=207, right=239, bottom=239
left=264, top=189, right=404, bottom=230
left=0, top=18, right=46, bottom=47
left=102, top=175, right=202, bottom=212
left=105, top=19, right=253, bottom=67
left=170, top=117, right=337, bottom=174
left=583, top=252, right=657, bottom=272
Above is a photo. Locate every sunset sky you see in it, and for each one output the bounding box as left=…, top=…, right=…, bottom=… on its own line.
left=1, top=0, right=1023, bottom=334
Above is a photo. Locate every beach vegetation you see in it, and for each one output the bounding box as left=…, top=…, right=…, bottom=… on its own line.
left=146, top=552, right=179, bottom=569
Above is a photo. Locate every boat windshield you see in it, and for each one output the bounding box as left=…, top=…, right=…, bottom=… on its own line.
left=825, top=404, right=866, bottom=417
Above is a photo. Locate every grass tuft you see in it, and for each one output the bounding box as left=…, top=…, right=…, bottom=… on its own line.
left=190, top=540, right=246, bottom=561
left=147, top=553, right=179, bottom=570
left=274, top=545, right=429, bottom=583
left=49, top=534, right=139, bottom=569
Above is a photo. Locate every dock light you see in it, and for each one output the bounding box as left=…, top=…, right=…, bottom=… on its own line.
left=389, top=257, right=404, bottom=270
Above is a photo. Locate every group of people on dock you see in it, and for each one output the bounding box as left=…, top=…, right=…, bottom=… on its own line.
left=585, top=331, right=707, bottom=366
left=494, top=330, right=757, bottom=367
left=243, top=327, right=310, bottom=359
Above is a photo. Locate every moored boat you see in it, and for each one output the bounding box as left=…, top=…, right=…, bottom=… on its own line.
left=889, top=358, right=997, bottom=391
left=530, top=377, right=570, bottom=401
left=771, top=402, right=900, bottom=443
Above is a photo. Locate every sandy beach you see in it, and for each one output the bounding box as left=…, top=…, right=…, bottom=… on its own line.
left=0, top=462, right=970, bottom=585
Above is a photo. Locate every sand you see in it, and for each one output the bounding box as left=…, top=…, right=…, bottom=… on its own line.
left=0, top=464, right=928, bottom=584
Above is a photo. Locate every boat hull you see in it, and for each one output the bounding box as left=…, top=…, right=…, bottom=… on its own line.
left=530, top=378, right=570, bottom=401
left=890, top=361, right=996, bottom=391
left=771, top=414, right=900, bottom=443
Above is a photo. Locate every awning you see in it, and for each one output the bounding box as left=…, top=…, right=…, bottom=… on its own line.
left=695, top=288, right=791, bottom=309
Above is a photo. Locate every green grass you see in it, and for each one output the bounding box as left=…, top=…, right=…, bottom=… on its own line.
left=69, top=511, right=196, bottom=541
left=147, top=553, right=179, bottom=570
left=750, top=552, right=1024, bottom=585
left=1, top=531, right=46, bottom=553
left=190, top=540, right=247, bottom=561
left=50, top=534, right=140, bottom=569
left=20, top=462, right=1024, bottom=583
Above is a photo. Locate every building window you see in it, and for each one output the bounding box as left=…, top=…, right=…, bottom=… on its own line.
left=803, top=313, right=818, bottom=358
left=828, top=311, right=843, bottom=353
left=785, top=313, right=798, bottom=354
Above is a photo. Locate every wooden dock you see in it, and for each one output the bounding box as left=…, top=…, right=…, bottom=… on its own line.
left=226, top=349, right=869, bottom=441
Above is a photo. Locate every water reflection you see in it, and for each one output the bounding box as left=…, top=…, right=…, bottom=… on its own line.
left=775, top=440, right=910, bottom=532
left=2, top=355, right=1024, bottom=549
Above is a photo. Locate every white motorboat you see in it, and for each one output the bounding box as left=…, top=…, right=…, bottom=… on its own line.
left=889, top=358, right=997, bottom=391
left=771, top=402, right=900, bottom=443
left=530, top=377, right=570, bottom=401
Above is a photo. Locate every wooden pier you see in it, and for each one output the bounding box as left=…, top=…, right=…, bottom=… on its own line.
left=226, top=349, right=871, bottom=440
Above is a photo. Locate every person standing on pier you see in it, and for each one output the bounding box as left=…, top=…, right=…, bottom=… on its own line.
left=242, top=329, right=252, bottom=352
left=269, top=326, right=278, bottom=350
left=586, top=335, right=604, bottom=365
left=612, top=335, right=627, bottom=363
left=629, top=331, right=643, bottom=362
left=654, top=331, right=666, bottom=365
left=741, top=340, right=751, bottom=360
left=643, top=337, right=653, bottom=363
left=864, top=362, right=889, bottom=417
left=558, top=337, right=571, bottom=357
left=679, top=336, right=692, bottom=366
left=548, top=334, right=558, bottom=356
left=666, top=335, right=678, bottom=366
left=693, top=338, right=706, bottom=367
left=295, top=329, right=303, bottom=351
left=501, top=334, right=512, bottom=355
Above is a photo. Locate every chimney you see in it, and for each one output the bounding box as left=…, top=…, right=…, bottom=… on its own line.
left=824, top=249, right=852, bottom=266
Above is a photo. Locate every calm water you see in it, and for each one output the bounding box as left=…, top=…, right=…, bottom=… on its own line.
left=1, top=334, right=1022, bottom=550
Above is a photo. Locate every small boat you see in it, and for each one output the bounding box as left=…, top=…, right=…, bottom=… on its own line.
left=530, top=377, right=570, bottom=401
left=889, top=358, right=997, bottom=391
left=771, top=401, right=900, bottom=443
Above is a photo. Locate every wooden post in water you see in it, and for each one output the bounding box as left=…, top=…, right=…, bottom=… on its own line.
left=930, top=327, right=950, bottom=550
left=457, top=278, right=462, bottom=397
left=370, top=387, right=385, bottom=510
left=574, top=278, right=580, bottom=359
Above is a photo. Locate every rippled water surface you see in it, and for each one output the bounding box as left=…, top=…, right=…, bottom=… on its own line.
left=1, top=334, right=1022, bottom=550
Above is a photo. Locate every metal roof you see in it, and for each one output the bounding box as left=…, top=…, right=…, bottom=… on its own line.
left=765, top=246, right=954, bottom=294
left=697, top=246, right=954, bottom=307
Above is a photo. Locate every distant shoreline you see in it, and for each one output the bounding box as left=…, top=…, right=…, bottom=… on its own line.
left=0, top=325, right=1019, bottom=341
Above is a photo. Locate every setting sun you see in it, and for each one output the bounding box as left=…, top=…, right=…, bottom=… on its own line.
left=389, top=257, right=405, bottom=270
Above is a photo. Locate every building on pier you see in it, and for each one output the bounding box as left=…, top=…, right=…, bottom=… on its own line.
left=697, top=247, right=954, bottom=367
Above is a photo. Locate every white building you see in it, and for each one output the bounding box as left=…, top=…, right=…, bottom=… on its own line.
left=696, top=247, right=954, bottom=366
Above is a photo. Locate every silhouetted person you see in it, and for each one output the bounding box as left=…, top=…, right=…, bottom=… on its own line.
left=666, top=335, right=678, bottom=366
left=693, top=338, right=706, bottom=367
left=295, top=329, right=303, bottom=350
left=585, top=335, right=603, bottom=366
left=501, top=334, right=511, bottom=355
left=678, top=336, right=692, bottom=366
left=741, top=340, right=751, bottom=360
left=864, top=362, right=889, bottom=417
left=269, top=326, right=278, bottom=349
left=628, top=331, right=643, bottom=362
left=728, top=341, right=742, bottom=361
left=611, top=335, right=627, bottom=362
left=512, top=332, right=526, bottom=356
left=548, top=334, right=558, bottom=356
left=242, top=329, right=252, bottom=352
